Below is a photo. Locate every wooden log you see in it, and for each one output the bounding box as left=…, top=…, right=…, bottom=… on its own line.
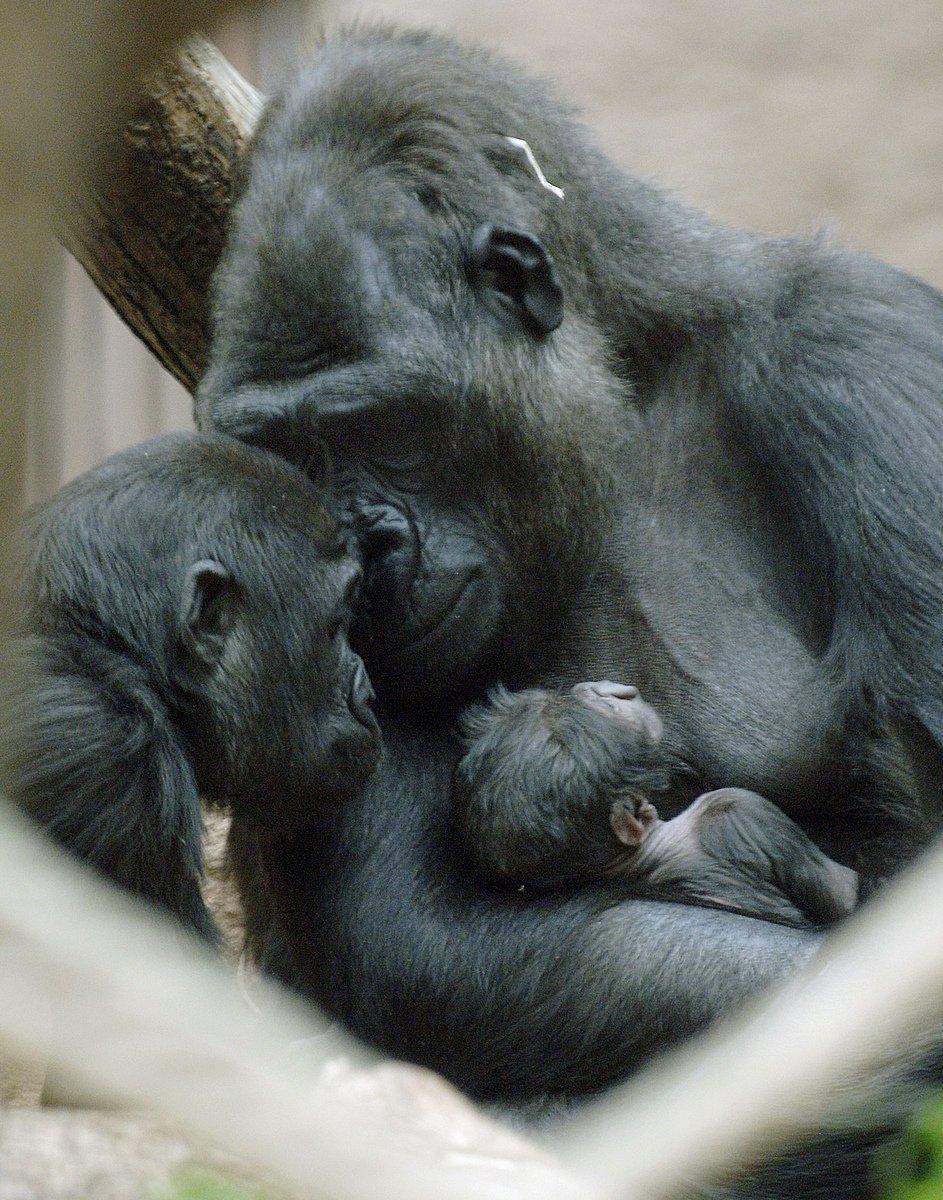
left=60, top=38, right=262, bottom=393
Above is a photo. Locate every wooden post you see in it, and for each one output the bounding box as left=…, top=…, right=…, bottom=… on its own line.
left=60, top=38, right=263, bottom=394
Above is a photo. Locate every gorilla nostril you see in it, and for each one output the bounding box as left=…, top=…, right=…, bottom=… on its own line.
left=350, top=656, right=377, bottom=725
left=354, top=504, right=418, bottom=608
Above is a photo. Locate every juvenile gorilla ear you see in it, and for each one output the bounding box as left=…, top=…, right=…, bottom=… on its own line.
left=178, top=559, right=238, bottom=664
left=468, top=223, right=563, bottom=335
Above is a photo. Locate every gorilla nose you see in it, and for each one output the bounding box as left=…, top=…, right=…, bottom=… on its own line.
left=350, top=656, right=376, bottom=725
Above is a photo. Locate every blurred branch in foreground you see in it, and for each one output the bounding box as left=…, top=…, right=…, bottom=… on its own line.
left=560, top=833, right=943, bottom=1198
left=0, top=798, right=585, bottom=1200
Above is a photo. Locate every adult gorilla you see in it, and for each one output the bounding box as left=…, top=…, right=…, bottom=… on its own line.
left=197, top=20, right=943, bottom=1177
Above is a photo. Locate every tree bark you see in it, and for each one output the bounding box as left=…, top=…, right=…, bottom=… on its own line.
left=60, top=37, right=262, bottom=394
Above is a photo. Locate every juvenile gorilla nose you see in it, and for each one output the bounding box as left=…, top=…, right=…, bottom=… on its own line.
left=349, top=656, right=377, bottom=726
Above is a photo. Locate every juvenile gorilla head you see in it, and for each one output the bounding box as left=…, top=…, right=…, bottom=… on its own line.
left=4, top=432, right=380, bottom=936
left=454, top=680, right=668, bottom=885
left=197, top=27, right=627, bottom=700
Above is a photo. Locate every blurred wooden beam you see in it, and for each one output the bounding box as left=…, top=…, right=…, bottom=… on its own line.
left=61, top=38, right=262, bottom=393
left=0, top=800, right=585, bottom=1200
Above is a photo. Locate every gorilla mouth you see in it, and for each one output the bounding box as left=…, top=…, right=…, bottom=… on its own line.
left=392, top=569, right=483, bottom=660
left=361, top=567, right=503, bottom=692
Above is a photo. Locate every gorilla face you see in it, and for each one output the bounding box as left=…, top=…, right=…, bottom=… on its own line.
left=197, top=30, right=626, bottom=699
left=170, top=446, right=383, bottom=828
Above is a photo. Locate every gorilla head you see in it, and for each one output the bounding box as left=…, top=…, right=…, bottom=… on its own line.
left=5, top=432, right=380, bottom=935
left=455, top=680, right=669, bottom=885
left=197, top=28, right=631, bottom=700
left=198, top=21, right=943, bottom=865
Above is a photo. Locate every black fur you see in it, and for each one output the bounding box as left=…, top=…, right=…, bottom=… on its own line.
left=195, top=26, right=943, bottom=1195
left=454, top=681, right=670, bottom=884
left=454, top=683, right=858, bottom=927
left=230, top=720, right=817, bottom=1098
left=3, top=431, right=380, bottom=938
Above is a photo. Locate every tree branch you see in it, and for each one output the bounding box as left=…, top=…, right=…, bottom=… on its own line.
left=60, top=37, right=262, bottom=393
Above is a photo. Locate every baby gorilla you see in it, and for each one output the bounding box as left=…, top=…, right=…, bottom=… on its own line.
left=2, top=431, right=380, bottom=941
left=454, top=682, right=858, bottom=927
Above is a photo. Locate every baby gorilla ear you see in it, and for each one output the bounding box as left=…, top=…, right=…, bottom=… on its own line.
left=178, top=559, right=238, bottom=665
left=610, top=796, right=659, bottom=849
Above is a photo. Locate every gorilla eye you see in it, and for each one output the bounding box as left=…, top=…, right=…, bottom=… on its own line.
left=415, top=184, right=444, bottom=212
left=326, top=570, right=361, bottom=641
left=326, top=604, right=350, bottom=643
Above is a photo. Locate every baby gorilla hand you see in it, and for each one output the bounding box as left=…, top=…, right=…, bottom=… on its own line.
left=570, top=680, right=664, bottom=743
left=609, top=795, right=660, bottom=850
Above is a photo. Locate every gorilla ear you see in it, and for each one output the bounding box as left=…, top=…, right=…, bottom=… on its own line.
left=610, top=801, right=646, bottom=849
left=468, top=223, right=563, bottom=336
left=178, top=560, right=238, bottom=664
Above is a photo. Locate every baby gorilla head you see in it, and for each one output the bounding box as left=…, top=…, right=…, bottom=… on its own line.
left=3, top=431, right=380, bottom=938
left=455, top=680, right=858, bottom=927
left=454, top=679, right=669, bottom=886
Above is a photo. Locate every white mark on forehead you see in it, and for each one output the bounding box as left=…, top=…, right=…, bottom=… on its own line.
left=504, top=137, right=565, bottom=201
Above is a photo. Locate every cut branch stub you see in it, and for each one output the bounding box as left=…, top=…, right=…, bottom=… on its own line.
left=60, top=37, right=262, bottom=393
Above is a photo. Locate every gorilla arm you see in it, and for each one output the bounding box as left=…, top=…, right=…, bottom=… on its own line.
left=698, top=254, right=943, bottom=878
left=249, top=722, right=821, bottom=1100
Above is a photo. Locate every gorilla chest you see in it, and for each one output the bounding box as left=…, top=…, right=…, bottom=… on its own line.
left=596, top=483, right=840, bottom=803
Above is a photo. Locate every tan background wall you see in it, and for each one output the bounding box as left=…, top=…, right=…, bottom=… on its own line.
left=30, top=0, right=943, bottom=500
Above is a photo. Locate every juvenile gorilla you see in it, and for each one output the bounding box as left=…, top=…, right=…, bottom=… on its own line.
left=455, top=681, right=858, bottom=927
left=195, top=24, right=943, bottom=1192
left=3, top=432, right=379, bottom=939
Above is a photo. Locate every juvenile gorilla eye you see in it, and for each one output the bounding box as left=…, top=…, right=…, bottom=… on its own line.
left=344, top=570, right=362, bottom=608
left=326, top=572, right=360, bottom=641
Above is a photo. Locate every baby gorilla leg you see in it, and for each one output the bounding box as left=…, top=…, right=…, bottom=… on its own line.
left=631, top=789, right=859, bottom=927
